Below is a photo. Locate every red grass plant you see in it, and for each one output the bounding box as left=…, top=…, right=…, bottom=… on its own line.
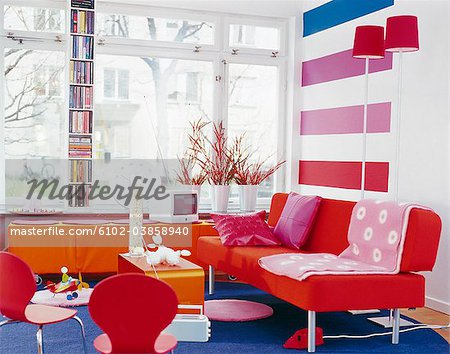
left=234, top=155, right=286, bottom=185
left=179, top=119, right=284, bottom=186
left=230, top=125, right=285, bottom=185
left=175, top=120, right=210, bottom=185
left=190, top=121, right=239, bottom=185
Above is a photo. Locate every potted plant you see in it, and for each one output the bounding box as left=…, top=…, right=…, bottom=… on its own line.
left=234, top=157, right=286, bottom=212
left=190, top=121, right=238, bottom=212
left=175, top=120, right=210, bottom=199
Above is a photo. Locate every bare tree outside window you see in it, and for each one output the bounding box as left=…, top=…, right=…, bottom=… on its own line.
left=3, top=7, right=65, bottom=159
left=4, top=49, right=65, bottom=158
left=4, top=6, right=64, bottom=33
left=97, top=14, right=213, bottom=156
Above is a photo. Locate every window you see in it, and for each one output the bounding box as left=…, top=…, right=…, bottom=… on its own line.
left=231, top=25, right=255, bottom=46
left=103, top=68, right=116, bottom=98
left=229, top=23, right=281, bottom=51
left=95, top=54, right=213, bottom=160
left=34, top=8, right=63, bottom=32
left=96, top=13, right=214, bottom=45
left=93, top=7, right=286, bottom=208
left=4, top=49, right=65, bottom=203
left=228, top=64, right=278, bottom=151
left=0, top=2, right=287, bottom=208
left=4, top=49, right=65, bottom=159
left=1, top=3, right=67, bottom=205
left=33, top=65, right=63, bottom=97
left=186, top=72, right=199, bottom=102
left=118, top=70, right=129, bottom=99
left=102, top=68, right=130, bottom=99
left=227, top=63, right=280, bottom=200
left=4, top=5, right=65, bottom=33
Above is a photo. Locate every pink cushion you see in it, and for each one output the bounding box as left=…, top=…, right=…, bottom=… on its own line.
left=211, top=210, right=281, bottom=246
left=273, top=193, right=322, bottom=249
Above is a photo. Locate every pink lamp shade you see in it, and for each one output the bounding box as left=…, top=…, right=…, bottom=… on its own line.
left=385, top=15, right=419, bottom=52
left=352, top=25, right=385, bottom=59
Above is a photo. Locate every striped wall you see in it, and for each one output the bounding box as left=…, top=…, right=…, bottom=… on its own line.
left=299, top=161, right=389, bottom=192
left=301, top=102, right=391, bottom=135
left=303, top=0, right=394, bottom=37
left=298, top=0, right=397, bottom=200
left=302, top=50, right=393, bottom=86
left=295, top=0, right=450, bottom=314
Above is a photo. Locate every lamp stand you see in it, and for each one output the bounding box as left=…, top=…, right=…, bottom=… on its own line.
left=360, top=57, right=369, bottom=200
left=394, top=50, right=403, bottom=203
left=368, top=50, right=414, bottom=328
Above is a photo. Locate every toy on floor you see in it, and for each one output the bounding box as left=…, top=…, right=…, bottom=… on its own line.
left=146, top=233, right=191, bottom=266
left=45, top=267, right=90, bottom=300
left=283, top=327, right=324, bottom=349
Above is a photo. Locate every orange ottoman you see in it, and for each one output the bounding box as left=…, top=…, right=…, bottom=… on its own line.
left=118, top=255, right=204, bottom=311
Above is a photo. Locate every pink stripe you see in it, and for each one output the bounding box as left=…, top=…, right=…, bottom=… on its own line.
left=300, top=102, right=391, bottom=135
left=302, top=49, right=393, bottom=86
left=299, top=160, right=389, bottom=192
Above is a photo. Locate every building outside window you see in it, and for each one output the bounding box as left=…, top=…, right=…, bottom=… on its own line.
left=103, top=68, right=130, bottom=100
left=232, top=24, right=255, bottom=46
left=186, top=72, right=199, bottom=103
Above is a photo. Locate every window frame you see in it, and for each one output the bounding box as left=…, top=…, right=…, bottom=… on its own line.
left=221, top=54, right=287, bottom=208
left=0, top=0, right=289, bottom=211
left=1, top=0, right=67, bottom=41
left=0, top=0, right=68, bottom=207
left=223, top=16, right=287, bottom=57
left=96, top=2, right=219, bottom=52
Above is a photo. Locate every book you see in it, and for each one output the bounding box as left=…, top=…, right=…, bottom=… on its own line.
left=70, top=61, right=93, bottom=84
left=69, top=86, right=93, bottom=109
left=68, top=184, right=91, bottom=207
left=71, top=0, right=95, bottom=10
left=72, top=36, right=94, bottom=60
left=70, top=160, right=92, bottom=183
left=69, top=134, right=92, bottom=158
left=69, top=111, right=92, bottom=134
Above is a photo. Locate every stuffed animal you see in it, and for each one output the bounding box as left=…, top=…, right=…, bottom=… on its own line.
left=145, top=233, right=191, bottom=266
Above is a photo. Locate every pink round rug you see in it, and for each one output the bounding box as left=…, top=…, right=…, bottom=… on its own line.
left=205, top=299, right=273, bottom=321
left=31, top=289, right=93, bottom=307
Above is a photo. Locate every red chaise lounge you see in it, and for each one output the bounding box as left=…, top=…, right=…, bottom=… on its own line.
left=197, top=193, right=442, bottom=352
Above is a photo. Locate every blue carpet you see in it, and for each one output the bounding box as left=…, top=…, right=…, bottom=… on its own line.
left=1, top=281, right=448, bottom=353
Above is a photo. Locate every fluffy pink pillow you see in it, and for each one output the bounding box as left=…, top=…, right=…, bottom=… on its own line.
left=273, top=193, right=321, bottom=249
left=211, top=210, right=281, bottom=246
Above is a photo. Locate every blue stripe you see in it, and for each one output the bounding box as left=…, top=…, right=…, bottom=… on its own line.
left=303, top=0, right=394, bottom=37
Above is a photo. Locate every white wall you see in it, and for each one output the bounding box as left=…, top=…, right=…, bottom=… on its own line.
left=398, top=1, right=449, bottom=314
left=289, top=0, right=450, bottom=313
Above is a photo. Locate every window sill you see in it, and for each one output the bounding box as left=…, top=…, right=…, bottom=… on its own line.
left=198, top=202, right=271, bottom=214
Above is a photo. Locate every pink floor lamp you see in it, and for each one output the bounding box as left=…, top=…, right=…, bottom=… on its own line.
left=368, top=15, right=420, bottom=329
left=385, top=15, right=420, bottom=202
left=352, top=26, right=385, bottom=199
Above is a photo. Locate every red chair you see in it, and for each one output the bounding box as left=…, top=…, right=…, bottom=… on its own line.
left=0, top=252, right=86, bottom=354
left=88, top=273, right=178, bottom=354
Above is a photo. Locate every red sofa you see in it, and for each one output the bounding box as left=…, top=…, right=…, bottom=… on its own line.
left=197, top=193, right=442, bottom=352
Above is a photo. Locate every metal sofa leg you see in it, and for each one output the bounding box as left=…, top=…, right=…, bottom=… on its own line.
left=308, top=310, right=316, bottom=353
left=392, top=308, right=400, bottom=344
left=73, top=316, right=87, bottom=354
left=36, top=325, right=44, bottom=354
left=0, top=319, right=19, bottom=327
left=208, top=265, right=215, bottom=295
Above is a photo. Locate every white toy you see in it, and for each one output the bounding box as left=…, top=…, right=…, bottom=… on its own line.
left=146, top=233, right=191, bottom=266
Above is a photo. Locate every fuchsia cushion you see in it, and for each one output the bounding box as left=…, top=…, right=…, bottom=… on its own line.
left=273, top=193, right=322, bottom=249
left=211, top=211, right=281, bottom=246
